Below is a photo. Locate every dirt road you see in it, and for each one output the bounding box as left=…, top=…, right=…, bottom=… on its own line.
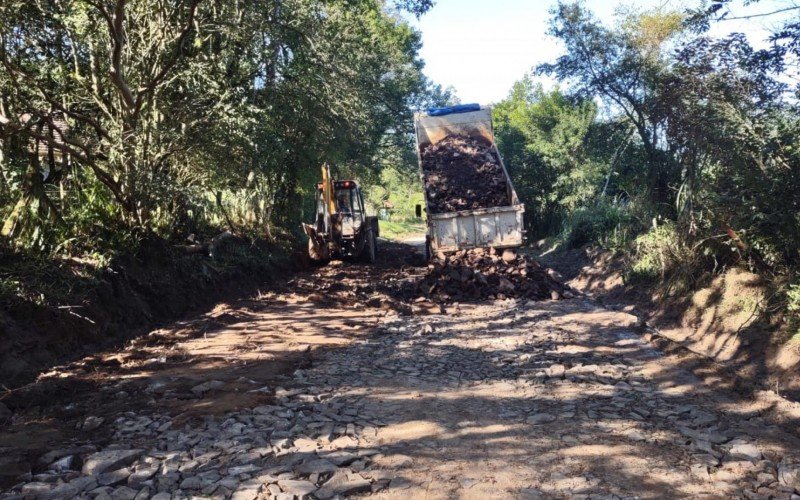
left=4, top=241, right=800, bottom=499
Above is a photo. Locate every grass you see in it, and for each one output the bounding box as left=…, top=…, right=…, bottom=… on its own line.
left=378, top=219, right=425, bottom=240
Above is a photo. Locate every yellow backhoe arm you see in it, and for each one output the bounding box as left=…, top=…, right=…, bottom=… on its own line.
left=321, top=163, right=336, bottom=218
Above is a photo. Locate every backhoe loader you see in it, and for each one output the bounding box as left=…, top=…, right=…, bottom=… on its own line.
left=302, top=164, right=379, bottom=264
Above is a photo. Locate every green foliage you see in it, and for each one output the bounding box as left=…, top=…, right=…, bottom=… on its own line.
left=0, top=0, right=433, bottom=257
left=524, top=2, right=800, bottom=331
left=537, top=3, right=685, bottom=207
left=628, top=222, right=693, bottom=284
left=378, top=220, right=425, bottom=240
left=495, top=78, right=605, bottom=236
left=788, top=283, right=800, bottom=343
left=559, top=200, right=634, bottom=250
left=788, top=284, right=800, bottom=314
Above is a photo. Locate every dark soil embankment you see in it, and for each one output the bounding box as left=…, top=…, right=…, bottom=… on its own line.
left=539, top=245, right=800, bottom=401
left=0, top=237, right=294, bottom=390
left=421, top=135, right=509, bottom=213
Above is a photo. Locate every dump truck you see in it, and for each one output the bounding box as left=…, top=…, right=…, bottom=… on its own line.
left=303, top=164, right=379, bottom=264
left=414, top=104, right=525, bottom=259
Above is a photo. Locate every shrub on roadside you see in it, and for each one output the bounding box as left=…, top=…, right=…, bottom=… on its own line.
left=787, top=283, right=800, bottom=344
left=628, top=222, right=698, bottom=293
left=560, top=200, right=633, bottom=249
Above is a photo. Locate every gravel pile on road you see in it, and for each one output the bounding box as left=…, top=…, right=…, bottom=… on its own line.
left=421, top=135, right=510, bottom=213
left=412, top=248, right=571, bottom=303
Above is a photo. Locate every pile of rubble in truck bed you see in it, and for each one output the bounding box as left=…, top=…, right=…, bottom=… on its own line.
left=411, top=247, right=572, bottom=303
left=420, top=135, right=510, bottom=213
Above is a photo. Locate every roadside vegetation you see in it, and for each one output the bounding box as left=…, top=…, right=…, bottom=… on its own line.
left=0, top=0, right=450, bottom=305
left=495, top=1, right=800, bottom=343
left=378, top=220, right=425, bottom=240
left=364, top=161, right=428, bottom=239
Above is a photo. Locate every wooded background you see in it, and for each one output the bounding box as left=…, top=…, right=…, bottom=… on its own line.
left=491, top=1, right=800, bottom=340
left=1, top=0, right=799, bottom=339
left=0, top=0, right=448, bottom=253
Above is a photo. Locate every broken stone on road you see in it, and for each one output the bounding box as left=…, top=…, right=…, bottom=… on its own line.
left=4, top=242, right=800, bottom=499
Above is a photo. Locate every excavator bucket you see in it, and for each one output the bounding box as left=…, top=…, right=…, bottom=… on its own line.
left=303, top=223, right=329, bottom=261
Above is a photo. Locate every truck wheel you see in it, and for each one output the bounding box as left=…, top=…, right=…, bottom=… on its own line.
left=424, top=236, right=432, bottom=262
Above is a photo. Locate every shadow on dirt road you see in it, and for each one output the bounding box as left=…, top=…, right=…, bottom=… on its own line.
left=4, top=240, right=800, bottom=499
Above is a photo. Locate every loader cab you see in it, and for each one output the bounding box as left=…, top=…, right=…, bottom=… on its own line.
left=314, top=180, right=366, bottom=237
left=306, top=174, right=378, bottom=263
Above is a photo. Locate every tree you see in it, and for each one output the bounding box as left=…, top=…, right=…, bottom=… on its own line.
left=494, top=77, right=602, bottom=235
left=0, top=0, right=431, bottom=250
left=536, top=2, right=684, bottom=204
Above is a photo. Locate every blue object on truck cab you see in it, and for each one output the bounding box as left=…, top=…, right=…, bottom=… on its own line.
left=426, top=103, right=481, bottom=117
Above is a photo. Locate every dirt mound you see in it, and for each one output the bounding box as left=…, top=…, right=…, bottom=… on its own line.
left=421, top=135, right=510, bottom=213
left=411, top=248, right=570, bottom=303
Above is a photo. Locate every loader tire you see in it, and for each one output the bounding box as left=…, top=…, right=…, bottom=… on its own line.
left=363, top=230, right=376, bottom=264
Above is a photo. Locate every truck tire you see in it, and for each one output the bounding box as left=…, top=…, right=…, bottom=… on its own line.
left=424, top=236, right=432, bottom=262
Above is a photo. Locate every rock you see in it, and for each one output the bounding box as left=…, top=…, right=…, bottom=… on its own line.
left=316, top=470, right=372, bottom=499
left=228, top=464, right=261, bottom=476
left=82, top=449, right=144, bottom=476
left=82, top=415, right=105, bottom=431
left=127, top=467, right=158, bottom=488
left=730, top=441, right=762, bottom=462
left=388, top=477, right=414, bottom=490
left=150, top=493, right=171, bottom=500
left=70, top=475, right=98, bottom=493
left=545, top=364, right=566, bottom=379
left=110, top=486, right=139, bottom=500
left=329, top=435, right=358, bottom=449
left=21, top=482, right=53, bottom=497
left=691, top=464, right=711, bottom=481
left=698, top=431, right=731, bottom=445
left=502, top=249, right=517, bottom=263
left=411, top=248, right=566, bottom=303
left=231, top=477, right=265, bottom=500
left=779, top=463, right=800, bottom=490
left=0, top=402, right=11, bottom=419
left=458, top=477, right=479, bottom=489
left=322, top=451, right=359, bottom=466
left=191, top=380, right=226, bottom=396
left=50, top=455, right=77, bottom=472
left=50, top=483, right=81, bottom=499
left=623, top=429, right=646, bottom=442
left=373, top=454, right=413, bottom=469
left=18, top=481, right=79, bottom=499
left=292, top=437, right=320, bottom=452
left=526, top=413, right=556, bottom=425
left=420, top=135, right=510, bottom=214
left=520, top=488, right=544, bottom=499
left=693, top=454, right=720, bottom=468
left=38, top=445, right=97, bottom=466
left=98, top=468, right=132, bottom=486
left=278, top=479, right=317, bottom=498
left=180, top=475, right=203, bottom=489
left=295, top=459, right=339, bottom=475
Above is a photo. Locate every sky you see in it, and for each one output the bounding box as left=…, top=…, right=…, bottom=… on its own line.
left=406, top=0, right=798, bottom=104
